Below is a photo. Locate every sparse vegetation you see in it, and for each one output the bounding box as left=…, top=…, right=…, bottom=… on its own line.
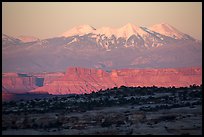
left=2, top=85, right=202, bottom=135
left=2, top=85, right=202, bottom=115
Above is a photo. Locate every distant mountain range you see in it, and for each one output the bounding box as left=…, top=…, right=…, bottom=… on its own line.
left=2, top=23, right=202, bottom=73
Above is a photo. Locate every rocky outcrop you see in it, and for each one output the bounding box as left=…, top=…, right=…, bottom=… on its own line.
left=2, top=72, right=65, bottom=94
left=2, top=73, right=38, bottom=94
left=31, top=67, right=202, bottom=95
left=31, top=72, right=65, bottom=85
left=31, top=67, right=116, bottom=94
left=112, top=67, right=202, bottom=87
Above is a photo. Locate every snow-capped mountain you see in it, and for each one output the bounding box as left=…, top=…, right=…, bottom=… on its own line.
left=2, top=23, right=202, bottom=73
left=61, top=24, right=96, bottom=37
left=61, top=23, right=191, bottom=40
left=17, top=35, right=40, bottom=43
left=149, top=23, right=192, bottom=40
left=60, top=23, right=195, bottom=50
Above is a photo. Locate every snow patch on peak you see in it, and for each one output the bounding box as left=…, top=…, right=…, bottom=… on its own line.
left=18, top=35, right=39, bottom=43
left=148, top=23, right=185, bottom=39
left=61, top=25, right=96, bottom=37
left=117, top=23, right=148, bottom=38
left=61, top=23, right=151, bottom=39
left=117, top=23, right=139, bottom=37
left=75, top=24, right=96, bottom=31
left=96, top=27, right=117, bottom=37
left=60, top=23, right=193, bottom=41
left=66, top=37, right=78, bottom=45
left=123, top=23, right=137, bottom=29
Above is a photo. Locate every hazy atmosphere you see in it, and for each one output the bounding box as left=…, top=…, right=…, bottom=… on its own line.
left=2, top=2, right=202, bottom=135
left=2, top=2, right=202, bottom=40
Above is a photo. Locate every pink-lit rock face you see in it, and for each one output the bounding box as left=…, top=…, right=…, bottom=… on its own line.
left=31, top=72, right=65, bottom=85
left=31, top=67, right=202, bottom=95
left=2, top=72, right=65, bottom=94
left=2, top=73, right=38, bottom=93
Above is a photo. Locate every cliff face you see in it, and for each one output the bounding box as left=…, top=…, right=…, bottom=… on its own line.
left=2, top=72, right=65, bottom=94
left=2, top=73, right=38, bottom=93
left=2, top=67, right=202, bottom=95
left=31, top=67, right=202, bottom=95
left=31, top=72, right=65, bottom=85
left=31, top=68, right=116, bottom=94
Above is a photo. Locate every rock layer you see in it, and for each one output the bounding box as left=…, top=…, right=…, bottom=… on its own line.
left=31, top=67, right=202, bottom=95
left=2, top=73, right=38, bottom=94
left=2, top=72, right=65, bottom=94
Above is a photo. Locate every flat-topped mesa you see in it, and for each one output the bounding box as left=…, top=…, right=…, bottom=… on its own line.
left=176, top=67, right=202, bottom=75
left=65, top=67, right=109, bottom=77
left=65, top=67, right=91, bottom=75
left=31, top=72, right=65, bottom=85
left=2, top=72, right=19, bottom=77
left=31, top=67, right=202, bottom=95
left=2, top=73, right=38, bottom=93
left=31, top=67, right=115, bottom=94
left=116, top=67, right=202, bottom=75
left=2, top=72, right=65, bottom=94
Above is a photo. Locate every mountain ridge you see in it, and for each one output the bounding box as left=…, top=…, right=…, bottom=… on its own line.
left=2, top=23, right=202, bottom=73
left=60, top=23, right=193, bottom=40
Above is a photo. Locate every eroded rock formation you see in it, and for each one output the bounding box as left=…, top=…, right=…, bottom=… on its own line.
left=2, top=73, right=38, bottom=94
left=31, top=67, right=202, bottom=95
left=2, top=72, right=65, bottom=94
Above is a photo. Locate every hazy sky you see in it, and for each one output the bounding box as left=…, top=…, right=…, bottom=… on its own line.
left=2, top=2, right=202, bottom=40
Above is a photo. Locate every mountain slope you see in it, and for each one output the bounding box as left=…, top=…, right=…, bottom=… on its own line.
left=2, top=23, right=202, bottom=73
left=2, top=34, right=22, bottom=47
left=61, top=25, right=96, bottom=37
left=17, top=35, right=40, bottom=43
left=148, top=23, right=186, bottom=39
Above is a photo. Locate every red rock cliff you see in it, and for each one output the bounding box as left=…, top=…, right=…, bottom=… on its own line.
left=31, top=67, right=202, bottom=95
left=31, top=72, right=65, bottom=85
left=2, top=73, right=38, bottom=93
